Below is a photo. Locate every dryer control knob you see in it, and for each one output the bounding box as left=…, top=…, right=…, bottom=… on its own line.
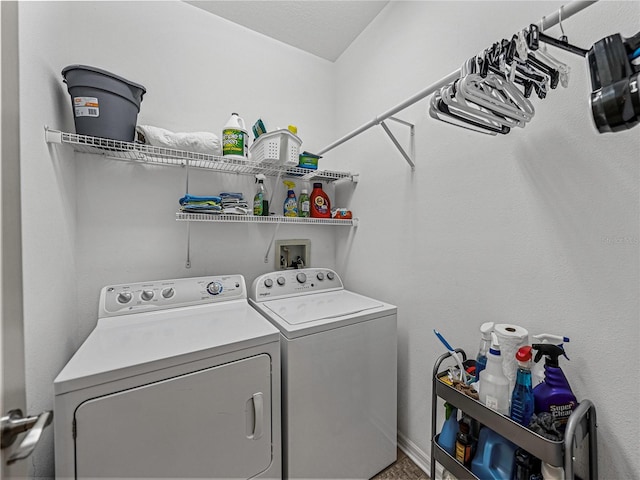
left=326, top=271, right=335, bottom=281
left=117, top=292, right=132, bottom=304
left=296, top=273, right=307, bottom=284
left=316, top=272, right=325, bottom=281
left=162, top=287, right=175, bottom=299
left=277, top=276, right=286, bottom=286
left=264, top=278, right=274, bottom=288
left=207, top=281, right=222, bottom=295
left=141, top=290, right=154, bottom=301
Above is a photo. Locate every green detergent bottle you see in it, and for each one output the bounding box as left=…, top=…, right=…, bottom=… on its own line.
left=222, top=113, right=248, bottom=159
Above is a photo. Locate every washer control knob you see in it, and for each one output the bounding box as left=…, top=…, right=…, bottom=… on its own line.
left=296, top=272, right=307, bottom=284
left=326, top=271, right=335, bottom=281
left=117, top=292, right=132, bottom=304
left=207, top=281, right=222, bottom=295
left=316, top=272, right=325, bottom=281
left=277, top=276, right=286, bottom=286
left=161, top=287, right=175, bottom=299
left=264, top=278, right=274, bottom=288
left=141, top=290, right=154, bottom=301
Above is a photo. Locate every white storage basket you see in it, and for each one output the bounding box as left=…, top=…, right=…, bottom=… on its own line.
left=249, top=129, right=302, bottom=166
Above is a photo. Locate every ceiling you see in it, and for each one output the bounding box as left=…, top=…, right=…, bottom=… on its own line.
left=185, top=1, right=390, bottom=62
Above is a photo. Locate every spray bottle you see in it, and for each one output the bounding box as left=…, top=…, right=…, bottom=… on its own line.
left=475, top=322, right=494, bottom=382
left=253, top=174, right=268, bottom=216
left=510, top=346, right=534, bottom=426
left=478, top=333, right=510, bottom=415
left=298, top=186, right=310, bottom=218
left=283, top=180, right=298, bottom=217
left=531, top=344, right=577, bottom=431
left=531, top=334, right=570, bottom=387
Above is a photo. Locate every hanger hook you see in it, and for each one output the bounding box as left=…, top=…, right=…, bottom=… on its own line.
left=558, top=5, right=567, bottom=42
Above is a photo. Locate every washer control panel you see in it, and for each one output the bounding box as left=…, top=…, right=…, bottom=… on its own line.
left=100, top=275, right=246, bottom=317
left=251, top=268, right=343, bottom=300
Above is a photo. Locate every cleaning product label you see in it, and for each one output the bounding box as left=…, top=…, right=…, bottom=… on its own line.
left=300, top=199, right=310, bottom=214
left=222, top=129, right=246, bottom=157
left=313, top=195, right=329, bottom=216
left=73, top=97, right=99, bottom=117
left=549, top=401, right=577, bottom=425
left=485, top=395, right=499, bottom=411
left=253, top=193, right=264, bottom=216
left=284, top=198, right=297, bottom=217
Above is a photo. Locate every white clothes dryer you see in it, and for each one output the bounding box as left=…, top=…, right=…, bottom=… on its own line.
left=54, top=275, right=281, bottom=480
left=249, top=268, right=397, bottom=480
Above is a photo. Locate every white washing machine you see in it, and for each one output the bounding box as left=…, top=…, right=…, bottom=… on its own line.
left=249, top=268, right=397, bottom=480
left=54, top=275, right=281, bottom=480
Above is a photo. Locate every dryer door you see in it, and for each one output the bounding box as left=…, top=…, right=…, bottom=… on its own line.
left=74, top=354, right=272, bottom=479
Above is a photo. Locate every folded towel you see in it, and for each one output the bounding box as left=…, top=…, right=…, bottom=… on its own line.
left=179, top=194, right=222, bottom=206
left=180, top=204, right=222, bottom=213
left=137, top=125, right=222, bottom=156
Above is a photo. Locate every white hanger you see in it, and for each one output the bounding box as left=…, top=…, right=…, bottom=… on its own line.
left=428, top=90, right=501, bottom=136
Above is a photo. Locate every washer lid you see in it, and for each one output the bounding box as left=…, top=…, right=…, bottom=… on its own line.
left=54, top=300, right=279, bottom=395
left=257, top=290, right=395, bottom=337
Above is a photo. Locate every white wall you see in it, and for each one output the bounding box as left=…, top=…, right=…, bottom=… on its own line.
left=19, top=1, right=337, bottom=476
left=332, top=1, right=639, bottom=479
left=17, top=1, right=639, bottom=479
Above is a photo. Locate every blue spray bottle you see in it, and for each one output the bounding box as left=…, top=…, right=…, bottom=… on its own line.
left=283, top=180, right=298, bottom=217
left=510, top=346, right=534, bottom=426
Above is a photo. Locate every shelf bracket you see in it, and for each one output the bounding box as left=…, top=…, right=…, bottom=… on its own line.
left=379, top=117, right=415, bottom=170
left=264, top=222, right=281, bottom=263
left=185, top=221, right=192, bottom=269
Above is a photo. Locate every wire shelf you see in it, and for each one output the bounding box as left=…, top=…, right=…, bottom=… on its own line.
left=176, top=212, right=357, bottom=226
left=45, top=128, right=355, bottom=182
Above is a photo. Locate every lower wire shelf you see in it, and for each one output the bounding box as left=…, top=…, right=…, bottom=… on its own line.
left=176, top=212, right=358, bottom=226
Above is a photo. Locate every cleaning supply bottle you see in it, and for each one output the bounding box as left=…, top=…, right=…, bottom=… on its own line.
left=479, top=333, right=510, bottom=415
left=436, top=402, right=458, bottom=456
left=475, top=322, right=494, bottom=382
left=531, top=334, right=570, bottom=387
left=283, top=180, right=298, bottom=217
left=222, top=113, right=248, bottom=159
left=513, top=448, right=542, bottom=480
left=531, top=344, right=577, bottom=431
left=298, top=187, right=310, bottom=217
left=310, top=182, right=331, bottom=218
left=454, top=416, right=476, bottom=468
left=471, top=427, right=518, bottom=480
left=253, top=174, right=269, bottom=216
left=510, top=346, right=535, bottom=426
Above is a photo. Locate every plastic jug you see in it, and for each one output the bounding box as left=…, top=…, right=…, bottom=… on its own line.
left=471, top=427, right=518, bottom=480
left=222, top=113, right=248, bottom=159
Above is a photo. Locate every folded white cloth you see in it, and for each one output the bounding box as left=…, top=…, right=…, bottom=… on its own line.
left=136, top=125, right=222, bottom=156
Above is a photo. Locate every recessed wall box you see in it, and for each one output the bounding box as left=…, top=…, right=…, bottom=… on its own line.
left=276, top=239, right=310, bottom=270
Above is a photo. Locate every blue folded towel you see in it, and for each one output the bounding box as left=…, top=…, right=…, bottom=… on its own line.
left=179, top=194, right=222, bottom=205
left=219, top=192, right=244, bottom=199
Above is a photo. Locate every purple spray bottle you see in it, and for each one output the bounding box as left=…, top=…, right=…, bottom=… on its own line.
left=531, top=343, right=577, bottom=431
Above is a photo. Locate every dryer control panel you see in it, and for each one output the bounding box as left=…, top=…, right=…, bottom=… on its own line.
left=251, top=268, right=343, bottom=301
left=100, top=275, right=246, bottom=317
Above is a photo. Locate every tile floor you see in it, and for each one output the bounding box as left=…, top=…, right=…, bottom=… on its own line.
left=371, top=449, right=430, bottom=479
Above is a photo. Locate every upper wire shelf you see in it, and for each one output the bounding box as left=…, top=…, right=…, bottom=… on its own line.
left=44, top=128, right=356, bottom=183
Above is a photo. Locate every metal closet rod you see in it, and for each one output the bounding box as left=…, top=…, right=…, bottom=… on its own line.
left=317, top=0, right=599, bottom=156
